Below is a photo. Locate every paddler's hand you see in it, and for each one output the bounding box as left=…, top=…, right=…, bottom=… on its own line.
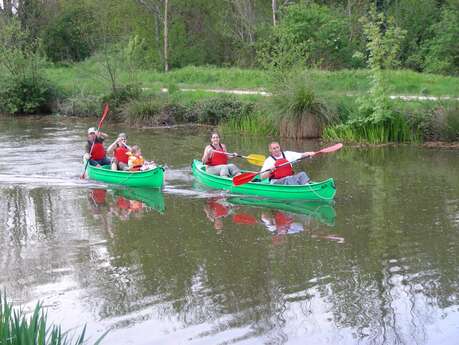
left=303, top=151, right=315, bottom=158
left=230, top=152, right=238, bottom=158
left=83, top=153, right=90, bottom=161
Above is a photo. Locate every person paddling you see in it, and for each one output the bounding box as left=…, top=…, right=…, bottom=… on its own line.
left=202, top=132, right=241, bottom=177
left=107, top=133, right=131, bottom=171
left=260, top=141, right=315, bottom=185
left=84, top=127, right=111, bottom=167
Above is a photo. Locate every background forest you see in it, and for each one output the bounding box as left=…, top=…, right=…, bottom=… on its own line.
left=0, top=0, right=458, bottom=142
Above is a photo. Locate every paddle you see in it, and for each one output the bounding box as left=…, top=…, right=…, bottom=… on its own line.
left=232, top=143, right=343, bottom=186
left=212, top=150, right=265, bottom=167
left=80, top=103, right=110, bottom=179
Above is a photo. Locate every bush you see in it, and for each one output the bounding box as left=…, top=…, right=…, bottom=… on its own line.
left=410, top=102, right=459, bottom=141
left=269, top=73, right=336, bottom=138
left=102, top=84, right=142, bottom=110
left=257, top=3, right=354, bottom=71
left=194, top=96, right=254, bottom=125
left=0, top=75, right=55, bottom=114
left=122, top=95, right=177, bottom=126
left=0, top=19, right=57, bottom=114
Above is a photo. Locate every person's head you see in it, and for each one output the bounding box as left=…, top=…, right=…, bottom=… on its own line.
left=210, top=132, right=221, bottom=145
left=268, top=141, right=282, bottom=157
left=131, top=144, right=141, bottom=155
left=87, top=127, right=97, bottom=139
left=117, top=133, right=128, bottom=145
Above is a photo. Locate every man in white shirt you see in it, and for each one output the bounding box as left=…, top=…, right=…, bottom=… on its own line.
left=260, top=142, right=314, bottom=185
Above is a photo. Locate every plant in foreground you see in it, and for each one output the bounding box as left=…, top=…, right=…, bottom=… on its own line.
left=0, top=293, right=107, bottom=345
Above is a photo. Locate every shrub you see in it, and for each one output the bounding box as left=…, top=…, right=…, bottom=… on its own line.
left=0, top=19, right=57, bottom=114
left=194, top=96, right=254, bottom=125
left=102, top=84, right=142, bottom=110
left=269, top=73, right=336, bottom=138
left=257, top=3, right=354, bottom=71
left=0, top=75, right=55, bottom=114
left=122, top=95, right=176, bottom=126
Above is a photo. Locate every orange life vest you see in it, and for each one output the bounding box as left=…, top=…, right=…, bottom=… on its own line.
left=114, top=146, right=129, bottom=164
left=90, top=142, right=106, bottom=161
left=207, top=144, right=228, bottom=166
left=271, top=152, right=294, bottom=179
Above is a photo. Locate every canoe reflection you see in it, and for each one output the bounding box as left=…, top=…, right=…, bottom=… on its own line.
left=227, top=197, right=336, bottom=226
left=88, top=188, right=165, bottom=222
left=203, top=196, right=344, bottom=244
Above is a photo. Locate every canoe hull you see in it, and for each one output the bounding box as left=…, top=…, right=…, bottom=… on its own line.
left=87, top=165, right=165, bottom=188
left=192, top=160, right=335, bottom=201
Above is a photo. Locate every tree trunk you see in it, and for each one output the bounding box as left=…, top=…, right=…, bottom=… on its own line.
left=272, top=0, right=277, bottom=26
left=163, top=0, right=169, bottom=72
left=2, top=0, right=14, bottom=17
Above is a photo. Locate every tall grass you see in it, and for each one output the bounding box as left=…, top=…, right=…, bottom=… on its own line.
left=220, top=112, right=277, bottom=136
left=323, top=115, right=420, bottom=144
left=0, top=293, right=106, bottom=345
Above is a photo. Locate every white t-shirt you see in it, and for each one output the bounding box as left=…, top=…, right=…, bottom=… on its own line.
left=261, top=151, right=303, bottom=172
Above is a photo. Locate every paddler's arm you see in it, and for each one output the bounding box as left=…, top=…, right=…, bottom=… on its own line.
left=260, top=158, right=274, bottom=180
left=202, top=145, right=213, bottom=164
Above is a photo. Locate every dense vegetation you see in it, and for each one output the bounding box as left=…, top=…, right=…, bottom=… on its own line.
left=0, top=0, right=458, bottom=142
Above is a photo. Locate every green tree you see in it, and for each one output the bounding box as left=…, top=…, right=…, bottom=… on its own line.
left=422, top=6, right=459, bottom=75
left=257, top=3, right=354, bottom=71
left=42, top=4, right=96, bottom=62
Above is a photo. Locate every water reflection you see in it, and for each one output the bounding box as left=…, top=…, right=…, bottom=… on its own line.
left=0, top=118, right=458, bottom=344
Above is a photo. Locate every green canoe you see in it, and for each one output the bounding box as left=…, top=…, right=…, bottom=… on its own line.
left=192, top=160, right=336, bottom=201
left=87, top=164, right=165, bottom=188
left=114, top=188, right=165, bottom=213
left=227, top=197, right=336, bottom=226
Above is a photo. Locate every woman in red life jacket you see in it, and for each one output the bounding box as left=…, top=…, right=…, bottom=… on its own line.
left=260, top=141, right=314, bottom=185
left=84, top=127, right=112, bottom=166
left=201, top=132, right=241, bottom=177
left=107, top=133, right=131, bottom=171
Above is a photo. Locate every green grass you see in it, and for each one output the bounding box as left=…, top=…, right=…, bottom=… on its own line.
left=44, top=62, right=459, bottom=99
left=0, top=293, right=107, bottom=345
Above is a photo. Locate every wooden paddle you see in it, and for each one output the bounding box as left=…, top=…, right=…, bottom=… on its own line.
left=212, top=150, right=265, bottom=166
left=232, top=143, right=343, bottom=186
left=80, top=103, right=110, bottom=179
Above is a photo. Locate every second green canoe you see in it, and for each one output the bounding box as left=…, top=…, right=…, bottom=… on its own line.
left=192, top=160, right=336, bottom=201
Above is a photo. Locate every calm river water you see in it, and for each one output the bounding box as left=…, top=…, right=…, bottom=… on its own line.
left=0, top=116, right=458, bottom=345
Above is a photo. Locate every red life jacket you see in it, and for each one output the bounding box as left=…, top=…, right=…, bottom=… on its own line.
left=114, top=146, right=129, bottom=164
left=207, top=144, right=228, bottom=166
left=91, top=142, right=106, bottom=160
left=208, top=199, right=229, bottom=218
left=274, top=212, right=294, bottom=233
left=271, top=152, right=294, bottom=179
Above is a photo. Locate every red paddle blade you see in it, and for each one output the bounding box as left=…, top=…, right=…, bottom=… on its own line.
left=313, top=143, right=343, bottom=156
left=98, top=103, right=109, bottom=129
left=233, top=172, right=258, bottom=186
left=232, top=213, right=258, bottom=225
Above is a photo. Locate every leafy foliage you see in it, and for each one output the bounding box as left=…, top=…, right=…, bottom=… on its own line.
left=0, top=19, right=56, bottom=114
left=422, top=7, right=459, bottom=76
left=257, top=3, right=354, bottom=71
left=41, top=4, right=96, bottom=62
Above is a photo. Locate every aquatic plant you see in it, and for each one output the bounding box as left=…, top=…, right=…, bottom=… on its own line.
left=0, top=293, right=106, bottom=345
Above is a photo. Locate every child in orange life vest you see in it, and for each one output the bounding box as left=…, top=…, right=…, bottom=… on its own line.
left=127, top=145, right=156, bottom=171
